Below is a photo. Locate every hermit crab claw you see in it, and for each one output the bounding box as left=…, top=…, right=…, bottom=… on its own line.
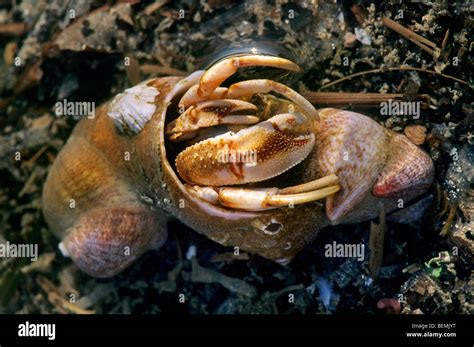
left=175, top=111, right=341, bottom=211
left=168, top=54, right=339, bottom=212
left=176, top=112, right=316, bottom=186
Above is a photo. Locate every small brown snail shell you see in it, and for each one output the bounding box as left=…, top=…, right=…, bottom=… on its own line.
left=404, top=124, right=427, bottom=145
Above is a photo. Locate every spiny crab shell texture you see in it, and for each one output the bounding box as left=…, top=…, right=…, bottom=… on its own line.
left=175, top=113, right=316, bottom=186
left=42, top=58, right=434, bottom=278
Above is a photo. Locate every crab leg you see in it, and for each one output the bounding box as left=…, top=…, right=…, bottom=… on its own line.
left=166, top=99, right=259, bottom=142
left=179, top=55, right=300, bottom=108
left=171, top=78, right=318, bottom=142
left=225, top=79, right=318, bottom=120
left=179, top=86, right=229, bottom=109
left=218, top=185, right=340, bottom=211
left=185, top=177, right=340, bottom=211
left=280, top=174, right=339, bottom=194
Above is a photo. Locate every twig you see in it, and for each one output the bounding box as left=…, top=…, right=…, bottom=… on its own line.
left=368, top=206, right=386, bottom=279
left=439, top=204, right=457, bottom=237
left=125, top=56, right=141, bottom=85
left=304, top=92, right=403, bottom=104
left=302, top=92, right=430, bottom=106
left=36, top=275, right=95, bottom=314
left=351, top=4, right=367, bottom=27
left=441, top=28, right=450, bottom=51
left=437, top=187, right=450, bottom=217
left=22, top=144, right=49, bottom=170
left=382, top=17, right=437, bottom=56
left=144, top=0, right=169, bottom=16
left=13, top=60, right=44, bottom=95
left=320, top=66, right=469, bottom=90
left=0, top=23, right=27, bottom=36
left=382, top=17, right=438, bottom=49
left=18, top=169, right=39, bottom=198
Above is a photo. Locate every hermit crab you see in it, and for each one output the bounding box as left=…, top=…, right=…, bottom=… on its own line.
left=42, top=54, right=434, bottom=278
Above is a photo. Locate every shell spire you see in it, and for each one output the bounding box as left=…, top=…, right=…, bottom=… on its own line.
left=373, top=134, right=434, bottom=198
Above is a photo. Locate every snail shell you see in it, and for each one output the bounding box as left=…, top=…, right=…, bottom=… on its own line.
left=43, top=79, right=434, bottom=277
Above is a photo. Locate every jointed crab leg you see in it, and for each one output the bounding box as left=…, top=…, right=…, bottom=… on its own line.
left=182, top=79, right=319, bottom=120
left=225, top=79, right=318, bottom=120
left=198, top=55, right=300, bottom=97
left=179, top=55, right=300, bottom=108
left=166, top=99, right=259, bottom=142
left=280, top=174, right=339, bottom=194
left=219, top=185, right=340, bottom=211
left=170, top=54, right=333, bottom=212
left=170, top=79, right=318, bottom=142
left=179, top=86, right=229, bottom=109
left=185, top=177, right=340, bottom=211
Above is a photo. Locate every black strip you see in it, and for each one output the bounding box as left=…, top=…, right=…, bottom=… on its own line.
left=0, top=314, right=471, bottom=344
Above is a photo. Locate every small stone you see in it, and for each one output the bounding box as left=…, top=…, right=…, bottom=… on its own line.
left=343, top=32, right=357, bottom=48
left=354, top=27, right=371, bottom=45
left=404, top=125, right=427, bottom=145
left=414, top=282, right=426, bottom=296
